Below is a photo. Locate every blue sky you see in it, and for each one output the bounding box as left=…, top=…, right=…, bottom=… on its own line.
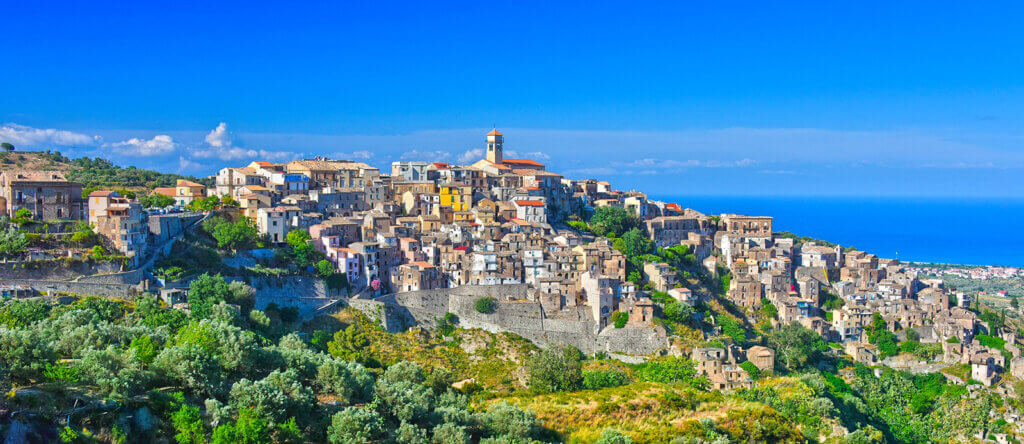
left=3, top=1, right=1024, bottom=196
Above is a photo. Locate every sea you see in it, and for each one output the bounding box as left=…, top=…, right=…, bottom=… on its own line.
left=651, top=195, right=1024, bottom=267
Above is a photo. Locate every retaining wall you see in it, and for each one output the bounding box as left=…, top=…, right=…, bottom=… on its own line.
left=0, top=260, right=121, bottom=281
left=357, top=285, right=669, bottom=356
left=0, top=279, right=138, bottom=298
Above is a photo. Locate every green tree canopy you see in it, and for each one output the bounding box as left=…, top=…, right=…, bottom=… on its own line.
left=528, top=346, right=583, bottom=392
left=767, top=322, right=825, bottom=370
left=589, top=206, right=640, bottom=238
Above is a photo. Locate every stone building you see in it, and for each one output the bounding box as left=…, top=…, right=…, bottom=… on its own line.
left=745, top=345, right=775, bottom=373
left=392, top=261, right=447, bottom=292
left=727, top=274, right=763, bottom=309
left=643, top=262, right=677, bottom=292
left=87, top=191, right=147, bottom=262
left=645, top=215, right=709, bottom=247
left=0, top=170, right=84, bottom=220
left=721, top=214, right=773, bottom=238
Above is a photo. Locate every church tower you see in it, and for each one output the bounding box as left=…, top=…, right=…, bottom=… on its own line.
left=486, top=128, right=503, bottom=164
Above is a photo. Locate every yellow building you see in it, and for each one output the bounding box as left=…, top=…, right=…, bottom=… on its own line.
left=438, top=184, right=471, bottom=212
left=173, top=179, right=207, bottom=206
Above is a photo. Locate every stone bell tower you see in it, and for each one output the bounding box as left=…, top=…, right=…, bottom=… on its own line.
left=486, top=128, right=503, bottom=164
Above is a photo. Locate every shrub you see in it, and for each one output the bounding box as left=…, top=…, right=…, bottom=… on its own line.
left=327, top=407, right=385, bottom=443
left=528, top=346, right=583, bottom=392
left=474, top=297, right=496, bottom=314
left=611, top=311, right=629, bottom=328
left=663, top=301, right=693, bottom=324
left=739, top=360, right=761, bottom=379
left=595, top=428, right=635, bottom=444
left=636, top=357, right=707, bottom=389
left=583, top=368, right=626, bottom=389
left=480, top=402, right=540, bottom=442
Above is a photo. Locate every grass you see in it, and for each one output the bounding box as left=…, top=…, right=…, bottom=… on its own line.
left=482, top=382, right=735, bottom=442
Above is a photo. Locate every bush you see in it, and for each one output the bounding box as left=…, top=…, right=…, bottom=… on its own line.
left=327, top=407, right=385, bottom=443
left=636, top=357, right=707, bottom=389
left=595, top=428, right=635, bottom=444
left=474, top=297, right=496, bottom=314
left=739, top=360, right=761, bottom=379
left=583, top=368, right=626, bottom=389
left=717, top=315, right=747, bottom=344
left=611, top=311, right=629, bottom=328
left=528, top=346, right=583, bottom=392
left=663, top=301, right=693, bottom=324
left=480, top=402, right=540, bottom=442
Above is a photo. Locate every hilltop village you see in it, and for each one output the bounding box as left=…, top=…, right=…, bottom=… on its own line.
left=0, top=131, right=1020, bottom=441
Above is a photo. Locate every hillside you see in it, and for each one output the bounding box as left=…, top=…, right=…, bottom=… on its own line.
left=0, top=150, right=211, bottom=191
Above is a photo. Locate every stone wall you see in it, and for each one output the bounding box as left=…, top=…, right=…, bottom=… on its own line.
left=357, top=285, right=669, bottom=356
left=0, top=279, right=138, bottom=298
left=0, top=260, right=121, bottom=281
left=240, top=276, right=340, bottom=318
left=75, top=268, right=144, bottom=285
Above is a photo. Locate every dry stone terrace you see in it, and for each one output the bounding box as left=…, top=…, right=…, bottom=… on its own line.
left=3, top=129, right=1016, bottom=385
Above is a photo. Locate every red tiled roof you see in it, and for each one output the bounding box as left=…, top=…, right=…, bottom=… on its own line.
left=514, top=200, right=545, bottom=207
left=487, top=129, right=503, bottom=136
left=411, top=261, right=436, bottom=268
left=152, top=187, right=176, bottom=197
left=88, top=190, right=116, bottom=197
left=521, top=186, right=540, bottom=191
left=432, top=162, right=450, bottom=169
left=253, top=161, right=273, bottom=167
left=503, top=158, right=544, bottom=167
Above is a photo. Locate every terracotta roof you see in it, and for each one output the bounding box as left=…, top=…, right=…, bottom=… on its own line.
left=253, top=161, right=273, bottom=167
left=176, top=179, right=205, bottom=188
left=411, top=261, right=436, bottom=269
left=521, top=186, right=540, bottom=191
left=88, top=190, right=116, bottom=197
left=514, top=200, right=545, bottom=207
left=487, top=129, right=503, bottom=136
left=152, top=187, right=176, bottom=197
left=503, top=158, right=544, bottom=167
left=432, top=162, right=450, bottom=169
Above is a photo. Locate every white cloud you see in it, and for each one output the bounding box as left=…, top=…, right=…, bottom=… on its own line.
left=107, top=134, right=177, bottom=156
left=178, top=156, right=202, bottom=172
left=0, top=123, right=99, bottom=147
left=332, top=150, right=374, bottom=160
left=192, top=146, right=297, bottom=161
left=204, top=122, right=235, bottom=148
left=192, top=122, right=298, bottom=161
left=505, top=150, right=551, bottom=160
left=400, top=149, right=451, bottom=162
left=456, top=148, right=484, bottom=164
